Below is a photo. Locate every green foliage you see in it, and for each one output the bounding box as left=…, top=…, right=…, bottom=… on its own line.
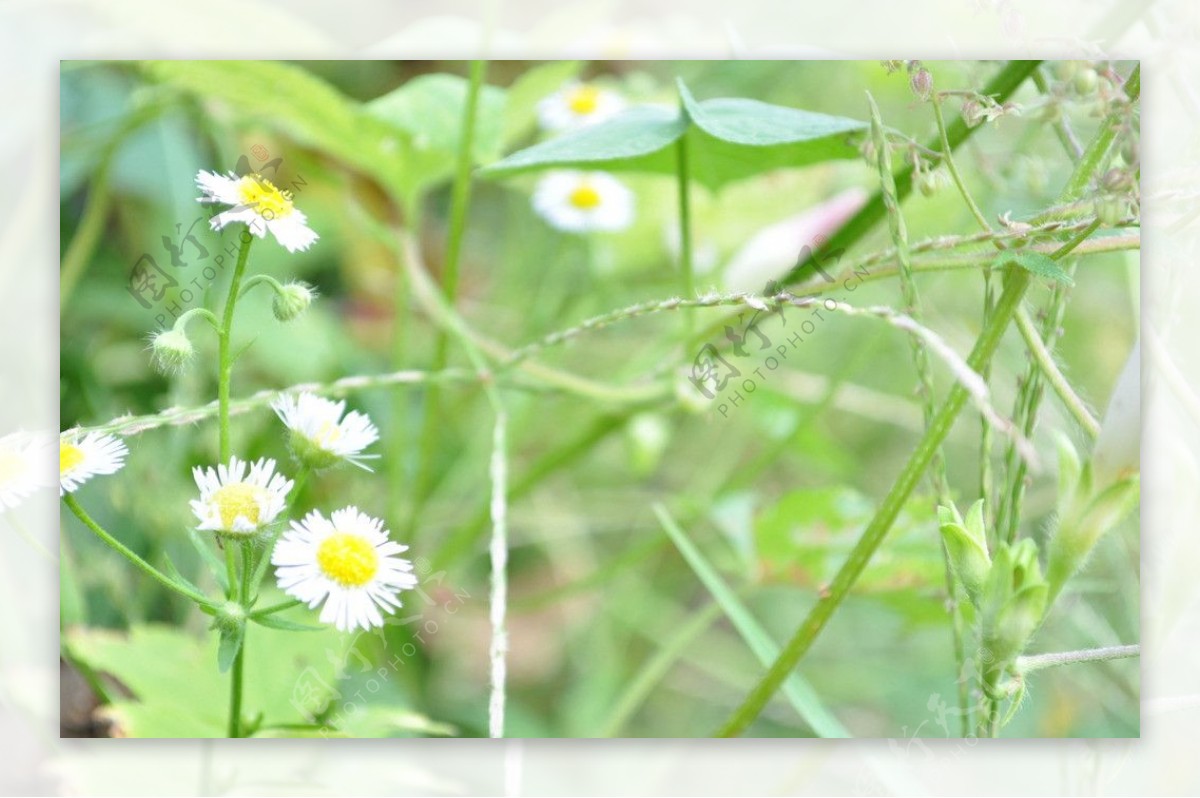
left=482, top=78, right=866, bottom=190
left=996, top=251, right=1075, bottom=284
left=66, top=624, right=348, bottom=738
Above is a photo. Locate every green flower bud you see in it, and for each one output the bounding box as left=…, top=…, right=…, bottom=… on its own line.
left=625, top=413, right=671, bottom=476
left=273, top=281, right=315, bottom=322
left=1073, top=67, right=1099, bottom=95
left=213, top=600, right=246, bottom=635
left=982, top=539, right=1049, bottom=667
left=150, top=327, right=195, bottom=375
left=938, top=500, right=991, bottom=608
left=1047, top=473, right=1139, bottom=602
left=674, top=373, right=714, bottom=415
left=1053, top=60, right=1080, bottom=82
left=1095, top=195, right=1127, bottom=226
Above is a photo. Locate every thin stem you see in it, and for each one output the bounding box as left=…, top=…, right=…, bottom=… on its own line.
left=675, top=132, right=696, bottom=340
left=785, top=60, right=1042, bottom=285
left=870, top=92, right=968, bottom=734
left=1016, top=644, right=1138, bottom=673
left=415, top=58, right=488, bottom=520
left=218, top=233, right=254, bottom=463
left=932, top=93, right=992, bottom=233
left=1014, top=306, right=1101, bottom=438
left=487, top=411, right=509, bottom=738
left=63, top=494, right=211, bottom=607
left=716, top=224, right=1099, bottom=737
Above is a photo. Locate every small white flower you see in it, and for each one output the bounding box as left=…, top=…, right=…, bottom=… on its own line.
left=195, top=170, right=318, bottom=253
left=537, top=81, right=625, bottom=131
left=272, top=507, right=417, bottom=632
left=0, top=431, right=53, bottom=511
left=533, top=171, right=635, bottom=234
left=59, top=431, right=128, bottom=495
left=272, top=393, right=379, bottom=471
left=190, top=457, right=292, bottom=535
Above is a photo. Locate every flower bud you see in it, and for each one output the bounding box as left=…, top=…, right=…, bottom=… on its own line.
left=938, top=500, right=991, bottom=608
left=625, top=413, right=671, bottom=476
left=916, top=169, right=946, bottom=197
left=982, top=539, right=1049, bottom=666
left=674, top=373, right=714, bottom=415
left=1073, top=67, right=1099, bottom=95
left=273, top=281, right=315, bottom=322
left=1094, top=195, right=1127, bottom=226
left=962, top=99, right=985, bottom=127
left=213, top=600, right=246, bottom=635
left=150, top=327, right=195, bottom=375
left=910, top=68, right=933, bottom=102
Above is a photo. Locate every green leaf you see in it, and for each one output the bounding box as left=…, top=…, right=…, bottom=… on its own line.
left=996, top=251, right=1075, bottom=285
left=482, top=79, right=867, bottom=190
left=366, top=73, right=506, bottom=197
left=481, top=105, right=686, bottom=178
left=334, top=706, right=459, bottom=738
left=66, top=624, right=348, bottom=738
left=160, top=552, right=207, bottom=602
left=500, top=60, right=583, bottom=146
left=216, top=623, right=244, bottom=673
left=251, top=612, right=324, bottom=632
left=188, top=529, right=229, bottom=594
left=142, top=60, right=411, bottom=201
left=654, top=504, right=849, bottom=738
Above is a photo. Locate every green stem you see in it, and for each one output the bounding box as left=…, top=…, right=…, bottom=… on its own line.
left=1016, top=643, right=1138, bottom=673
left=63, top=494, right=212, bottom=607
left=414, top=58, right=488, bottom=526
left=1014, top=306, right=1101, bottom=438
left=675, top=132, right=696, bottom=340
left=932, top=93, right=992, bottom=233
left=715, top=265, right=1036, bottom=737
left=218, top=233, right=254, bottom=463
left=784, top=60, right=1042, bottom=286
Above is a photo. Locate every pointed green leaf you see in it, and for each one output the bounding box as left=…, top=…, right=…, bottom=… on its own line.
left=481, top=105, right=686, bottom=178
left=654, top=504, right=849, bottom=738
left=996, top=251, right=1075, bottom=285
left=216, top=622, right=244, bottom=673
left=188, top=529, right=229, bottom=594
left=160, top=552, right=207, bottom=602
left=251, top=613, right=324, bottom=632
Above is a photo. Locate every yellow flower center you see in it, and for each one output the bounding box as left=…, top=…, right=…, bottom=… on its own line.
left=566, top=84, right=602, bottom=115
left=316, top=533, right=380, bottom=587
left=212, top=483, right=263, bottom=529
left=238, top=174, right=294, bottom=220
left=568, top=185, right=602, bottom=210
left=60, top=443, right=84, bottom=475
left=313, top=420, right=343, bottom=448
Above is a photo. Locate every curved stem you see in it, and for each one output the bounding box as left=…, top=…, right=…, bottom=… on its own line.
left=218, top=233, right=254, bottom=463
left=1014, top=306, right=1101, bottom=438
left=1017, top=643, right=1138, bottom=673
left=63, top=494, right=211, bottom=607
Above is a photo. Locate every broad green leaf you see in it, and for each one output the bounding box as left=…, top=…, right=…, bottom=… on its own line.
left=654, top=504, right=849, bottom=738
left=996, top=251, right=1074, bottom=284
left=482, top=79, right=867, bottom=190
left=755, top=488, right=944, bottom=597
left=500, top=60, right=583, bottom=146
left=142, top=60, right=412, bottom=200
left=366, top=73, right=506, bottom=196
left=66, top=623, right=347, bottom=738
left=481, top=106, right=686, bottom=178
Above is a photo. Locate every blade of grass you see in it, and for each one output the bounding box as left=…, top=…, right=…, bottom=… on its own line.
left=654, top=504, right=849, bottom=738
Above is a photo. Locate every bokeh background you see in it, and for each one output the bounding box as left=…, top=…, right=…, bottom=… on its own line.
left=0, top=0, right=1193, bottom=792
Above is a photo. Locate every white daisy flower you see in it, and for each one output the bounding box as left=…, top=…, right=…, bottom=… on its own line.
left=537, top=81, right=625, bottom=131
left=195, top=170, right=319, bottom=253
left=272, top=392, right=380, bottom=471
left=532, top=171, right=635, bottom=234
left=59, top=431, right=128, bottom=495
left=272, top=507, right=417, bottom=632
left=190, top=457, right=293, bottom=535
left=0, top=431, right=53, bottom=511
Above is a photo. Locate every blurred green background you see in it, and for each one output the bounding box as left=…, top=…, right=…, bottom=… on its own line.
left=59, top=60, right=1138, bottom=738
